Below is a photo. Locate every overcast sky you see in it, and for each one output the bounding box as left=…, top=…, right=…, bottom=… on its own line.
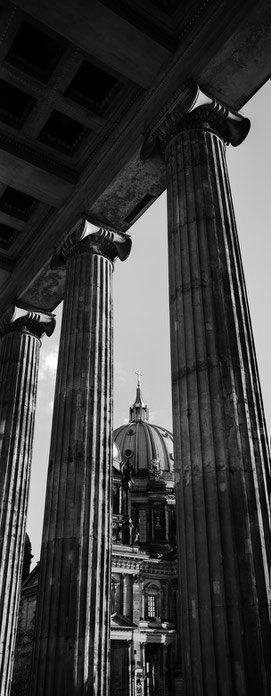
left=27, top=80, right=271, bottom=563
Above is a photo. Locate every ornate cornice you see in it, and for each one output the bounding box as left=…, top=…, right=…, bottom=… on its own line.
left=140, top=82, right=250, bottom=157
left=0, top=303, right=55, bottom=339
left=112, top=555, right=141, bottom=571
left=51, top=218, right=132, bottom=267
left=140, top=560, right=176, bottom=577
left=111, top=549, right=177, bottom=577
left=131, top=490, right=175, bottom=500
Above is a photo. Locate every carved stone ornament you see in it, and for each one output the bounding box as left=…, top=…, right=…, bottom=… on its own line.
left=51, top=218, right=132, bottom=268
left=0, top=304, right=56, bottom=339
left=140, top=82, right=251, bottom=158
left=149, top=458, right=161, bottom=480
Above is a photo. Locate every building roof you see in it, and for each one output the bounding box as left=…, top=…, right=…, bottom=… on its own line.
left=114, top=377, right=174, bottom=478
left=113, top=441, right=122, bottom=472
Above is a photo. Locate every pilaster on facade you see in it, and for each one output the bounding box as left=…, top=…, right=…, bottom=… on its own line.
left=29, top=220, right=131, bottom=696
left=142, top=83, right=271, bottom=695
left=0, top=304, right=55, bottom=696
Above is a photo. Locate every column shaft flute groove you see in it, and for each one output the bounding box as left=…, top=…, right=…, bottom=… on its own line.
left=166, top=128, right=271, bottom=695
left=0, top=329, right=40, bottom=696
left=30, top=246, right=114, bottom=696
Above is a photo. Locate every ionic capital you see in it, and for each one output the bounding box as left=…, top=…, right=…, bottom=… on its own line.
left=141, top=82, right=250, bottom=158
left=51, top=219, right=131, bottom=268
left=0, top=304, right=55, bottom=339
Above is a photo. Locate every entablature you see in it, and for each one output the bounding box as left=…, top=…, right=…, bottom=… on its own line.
left=0, top=0, right=270, bottom=314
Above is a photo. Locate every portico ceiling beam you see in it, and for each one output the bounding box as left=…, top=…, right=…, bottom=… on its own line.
left=9, top=0, right=171, bottom=88
left=0, top=150, right=75, bottom=208
left=0, top=1, right=270, bottom=314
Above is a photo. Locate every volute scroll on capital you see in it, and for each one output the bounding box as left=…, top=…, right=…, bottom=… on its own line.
left=140, top=82, right=251, bottom=159
left=0, top=304, right=56, bottom=339
left=51, top=218, right=132, bottom=269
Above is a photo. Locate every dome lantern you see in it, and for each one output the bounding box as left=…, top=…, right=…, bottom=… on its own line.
left=129, top=370, right=149, bottom=423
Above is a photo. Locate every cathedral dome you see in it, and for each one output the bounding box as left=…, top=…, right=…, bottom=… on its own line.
left=113, top=376, right=174, bottom=479
left=113, top=441, right=122, bottom=472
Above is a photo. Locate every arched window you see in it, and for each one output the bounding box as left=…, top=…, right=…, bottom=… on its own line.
left=143, top=581, right=161, bottom=621
left=147, top=593, right=157, bottom=618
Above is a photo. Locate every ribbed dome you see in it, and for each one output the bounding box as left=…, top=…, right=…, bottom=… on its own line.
left=113, top=441, right=122, bottom=471
left=113, top=378, right=174, bottom=477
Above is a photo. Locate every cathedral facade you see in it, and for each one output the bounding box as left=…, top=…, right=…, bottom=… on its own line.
left=12, top=381, right=180, bottom=696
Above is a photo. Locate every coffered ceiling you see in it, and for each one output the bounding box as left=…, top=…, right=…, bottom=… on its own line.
left=0, top=0, right=270, bottom=312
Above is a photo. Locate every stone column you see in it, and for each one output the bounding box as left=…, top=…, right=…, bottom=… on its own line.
left=123, top=573, right=133, bottom=618
left=0, top=306, right=55, bottom=696
left=29, top=220, right=131, bottom=696
left=133, top=576, right=141, bottom=624
left=142, top=84, right=271, bottom=695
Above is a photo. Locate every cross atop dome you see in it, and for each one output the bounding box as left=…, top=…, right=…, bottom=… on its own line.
left=129, top=371, right=149, bottom=422
left=135, top=369, right=142, bottom=386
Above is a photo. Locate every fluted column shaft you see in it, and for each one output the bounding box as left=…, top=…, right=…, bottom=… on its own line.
left=30, top=223, right=131, bottom=696
left=0, top=308, right=54, bottom=696
left=165, top=126, right=271, bottom=695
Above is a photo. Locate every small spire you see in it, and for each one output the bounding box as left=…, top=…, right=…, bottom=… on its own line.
left=129, top=371, right=149, bottom=422
left=135, top=369, right=142, bottom=386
